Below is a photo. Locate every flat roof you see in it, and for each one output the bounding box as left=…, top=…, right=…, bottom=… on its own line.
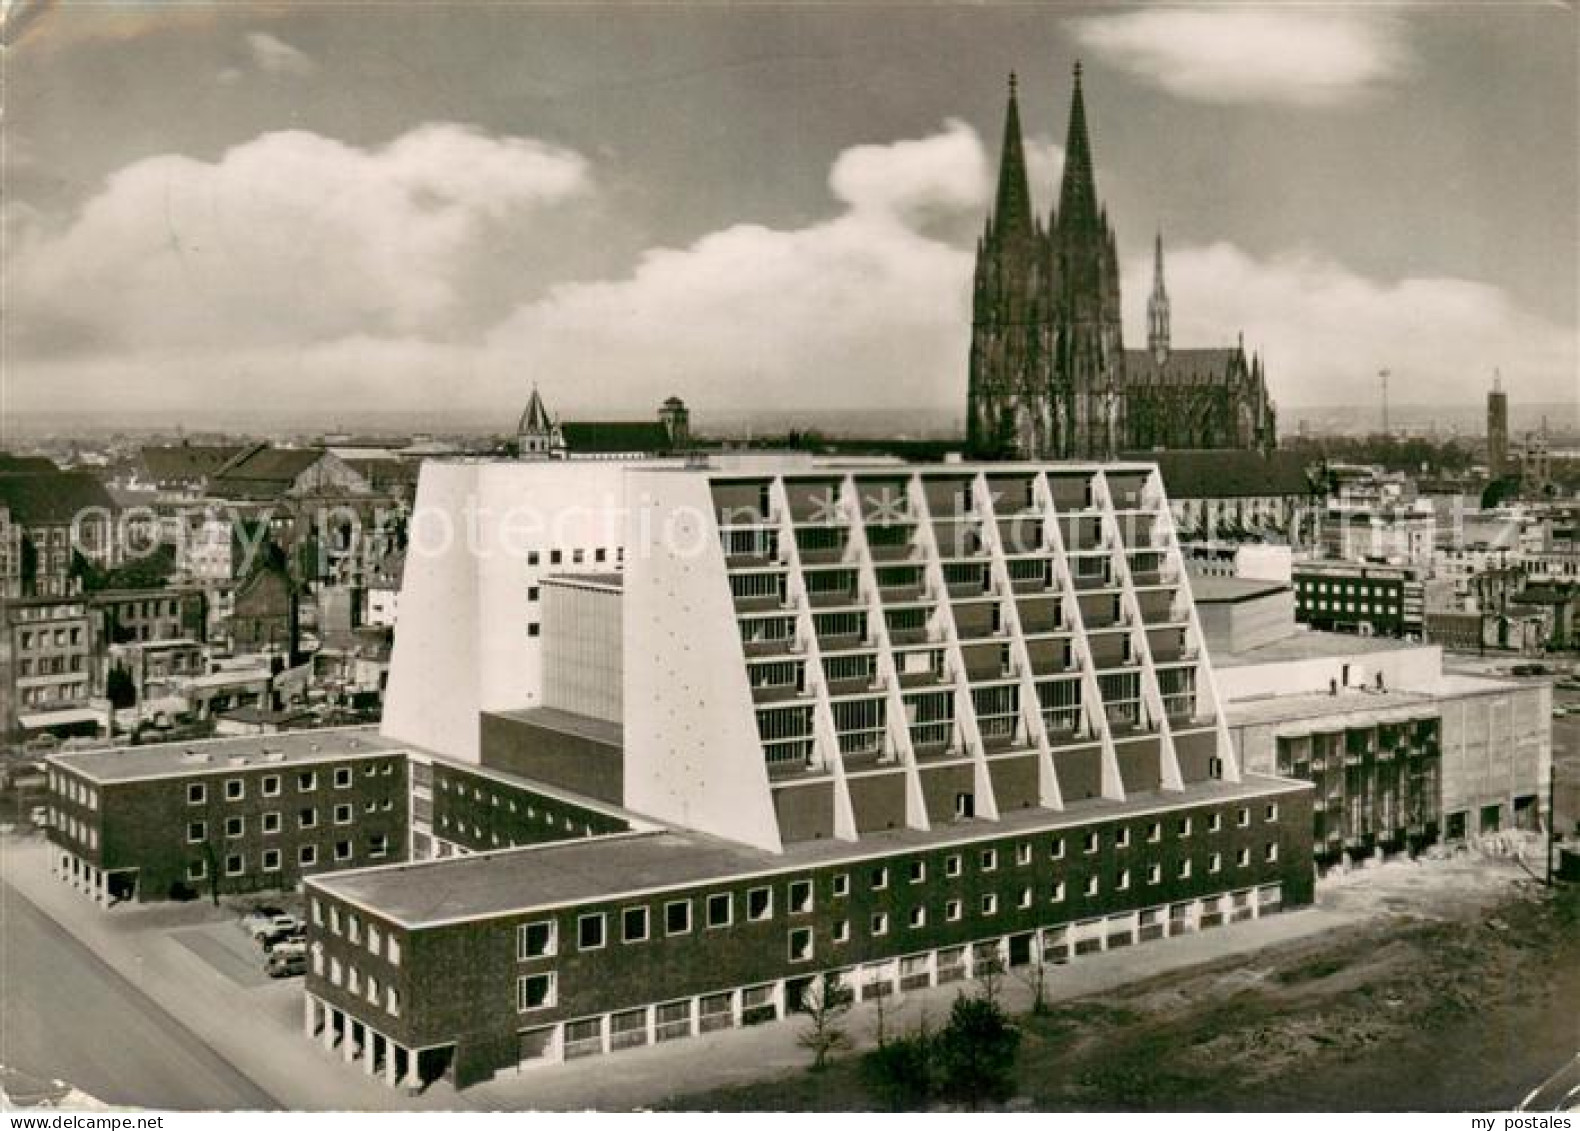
left=1190, top=578, right=1290, bottom=604
left=1211, top=629, right=1425, bottom=669
left=49, top=727, right=405, bottom=784
left=423, top=753, right=654, bottom=829
left=484, top=705, right=623, bottom=748
left=310, top=773, right=1308, bottom=929
left=1225, top=687, right=1440, bottom=729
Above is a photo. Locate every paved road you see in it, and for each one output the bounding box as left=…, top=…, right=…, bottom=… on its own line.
left=0, top=874, right=278, bottom=1110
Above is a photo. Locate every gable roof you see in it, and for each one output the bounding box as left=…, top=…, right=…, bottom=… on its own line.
left=560, top=421, right=672, bottom=454
left=1123, top=348, right=1245, bottom=387
left=1123, top=449, right=1313, bottom=500
left=139, top=445, right=245, bottom=486
left=0, top=470, right=118, bottom=525
left=209, top=444, right=329, bottom=500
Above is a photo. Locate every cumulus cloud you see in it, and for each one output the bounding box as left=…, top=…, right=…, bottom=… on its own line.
left=487, top=122, right=990, bottom=415
left=1122, top=242, right=1578, bottom=406
left=1072, top=8, right=1414, bottom=106
left=8, top=124, right=591, bottom=355
left=246, top=31, right=314, bottom=76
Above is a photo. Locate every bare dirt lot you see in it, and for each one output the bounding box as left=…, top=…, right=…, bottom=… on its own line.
left=671, top=849, right=1580, bottom=1111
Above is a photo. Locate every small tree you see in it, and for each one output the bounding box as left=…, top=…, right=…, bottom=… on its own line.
left=795, top=974, right=853, bottom=1071
left=934, top=993, right=1021, bottom=1110
left=1017, top=956, right=1053, bottom=1016
left=861, top=1016, right=935, bottom=1111
left=105, top=663, right=137, bottom=710
left=974, top=951, right=1006, bottom=1007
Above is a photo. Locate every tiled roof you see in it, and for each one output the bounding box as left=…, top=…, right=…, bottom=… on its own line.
left=139, top=445, right=244, bottom=485
left=1123, top=348, right=1243, bottom=386
left=560, top=421, right=672, bottom=454
left=209, top=444, right=327, bottom=499
left=1123, top=449, right=1313, bottom=499
left=0, top=470, right=117, bottom=525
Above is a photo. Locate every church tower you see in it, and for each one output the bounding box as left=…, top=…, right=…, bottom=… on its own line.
left=1147, top=232, right=1171, bottom=364
left=516, top=384, right=559, bottom=460
left=1049, top=61, right=1126, bottom=459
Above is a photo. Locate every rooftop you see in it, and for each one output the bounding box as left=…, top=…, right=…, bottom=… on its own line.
left=1211, top=629, right=1424, bottom=669
left=1225, top=687, right=1440, bottom=729
left=310, top=773, right=1308, bottom=928
left=484, top=705, right=624, bottom=748
left=48, top=727, right=405, bottom=784
left=1190, top=577, right=1290, bottom=604
left=544, top=572, right=623, bottom=591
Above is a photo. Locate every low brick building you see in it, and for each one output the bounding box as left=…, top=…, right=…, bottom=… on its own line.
left=305, top=775, right=1312, bottom=1089
left=45, top=728, right=409, bottom=904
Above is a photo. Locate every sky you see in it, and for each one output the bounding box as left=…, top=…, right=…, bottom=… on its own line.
left=3, top=1, right=1576, bottom=433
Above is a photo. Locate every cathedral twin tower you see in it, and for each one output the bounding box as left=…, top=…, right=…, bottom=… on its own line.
left=966, top=65, right=1277, bottom=460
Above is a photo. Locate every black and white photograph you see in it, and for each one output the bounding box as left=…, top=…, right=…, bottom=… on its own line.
left=0, top=0, right=1576, bottom=1118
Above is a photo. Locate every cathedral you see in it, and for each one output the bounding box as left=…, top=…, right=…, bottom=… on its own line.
left=966, top=65, right=1277, bottom=460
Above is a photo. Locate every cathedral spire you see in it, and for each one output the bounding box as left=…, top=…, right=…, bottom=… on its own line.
left=990, top=71, right=1034, bottom=243
left=1147, top=230, right=1171, bottom=363
left=1057, top=60, right=1100, bottom=231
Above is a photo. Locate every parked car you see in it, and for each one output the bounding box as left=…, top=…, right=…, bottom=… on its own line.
left=264, top=932, right=307, bottom=954
left=240, top=906, right=286, bottom=936
left=248, top=913, right=301, bottom=942
left=266, top=950, right=308, bottom=978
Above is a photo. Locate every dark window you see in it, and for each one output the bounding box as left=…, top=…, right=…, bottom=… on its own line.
left=622, top=906, right=649, bottom=943
left=706, top=893, right=732, bottom=928
left=665, top=900, right=691, bottom=935
left=747, top=887, right=773, bottom=921
left=578, top=913, right=605, bottom=950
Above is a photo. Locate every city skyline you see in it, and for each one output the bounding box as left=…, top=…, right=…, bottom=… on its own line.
left=4, top=3, right=1576, bottom=429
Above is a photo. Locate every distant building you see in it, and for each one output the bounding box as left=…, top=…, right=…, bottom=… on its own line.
left=208, top=444, right=369, bottom=503
left=1136, top=450, right=1315, bottom=541
left=1487, top=374, right=1508, bottom=478
left=0, top=595, right=101, bottom=738
left=1292, top=560, right=1424, bottom=640
left=966, top=69, right=1276, bottom=458
left=0, top=465, right=118, bottom=598
left=134, top=444, right=246, bottom=498
left=230, top=553, right=301, bottom=660
left=515, top=385, right=692, bottom=461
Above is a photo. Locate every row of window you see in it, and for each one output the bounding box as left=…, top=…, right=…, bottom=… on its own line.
left=313, top=900, right=401, bottom=966
left=322, top=954, right=401, bottom=1017
left=185, top=806, right=393, bottom=840
left=524, top=547, right=620, bottom=569
left=50, top=773, right=98, bottom=809
left=17, top=627, right=84, bottom=649
left=185, top=762, right=395, bottom=805
left=18, top=653, right=85, bottom=675
left=518, top=834, right=1285, bottom=959
left=186, top=838, right=375, bottom=879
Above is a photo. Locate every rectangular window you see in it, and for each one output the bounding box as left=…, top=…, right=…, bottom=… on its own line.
left=1210, top=852, right=1223, bottom=874
left=747, top=887, right=773, bottom=921
left=908, top=860, right=926, bottom=884
left=1178, top=816, right=1192, bottom=837
left=1265, top=803, right=1279, bottom=823
left=789, top=880, right=813, bottom=913
left=908, top=906, right=927, bottom=929
left=334, top=767, right=352, bottom=789
left=1083, top=831, right=1100, bottom=854
left=187, top=783, right=205, bottom=805
left=335, top=840, right=352, bottom=861
left=706, top=893, right=732, bottom=928
left=334, top=803, right=352, bottom=825
left=1147, top=864, right=1161, bottom=885
left=1051, top=880, right=1065, bottom=903
left=1016, top=843, right=1033, bottom=866
left=788, top=927, right=814, bottom=962
left=1050, top=837, right=1065, bottom=860
left=1117, top=868, right=1131, bottom=891
left=388, top=937, right=401, bottom=967
left=1236, top=847, right=1251, bottom=867
left=187, top=821, right=205, bottom=843
left=518, top=973, right=556, bottom=1012
left=1237, top=807, right=1251, bottom=828
left=299, top=808, right=317, bottom=829
left=225, top=815, right=244, bottom=838
left=831, top=873, right=849, bottom=898
left=299, top=844, right=317, bottom=866
left=225, top=854, right=244, bottom=877
left=980, top=893, right=998, bottom=915
left=945, top=899, right=963, bottom=921
left=187, top=859, right=206, bottom=881
left=1178, top=859, right=1192, bottom=879
left=1147, top=821, right=1163, bottom=843
left=979, top=848, right=997, bottom=872
left=833, top=919, right=850, bottom=943
left=519, top=921, right=556, bottom=959
left=870, top=912, right=889, bottom=936
left=1115, top=827, right=1131, bottom=849
left=944, top=854, right=962, bottom=877
left=262, top=848, right=281, bottom=872
left=297, top=772, right=317, bottom=792
left=1265, top=843, right=1279, bottom=863
left=1085, top=876, right=1099, bottom=897
left=870, top=866, right=888, bottom=891
left=665, top=900, right=692, bottom=935
left=1209, top=812, right=1223, bottom=832
left=622, top=906, right=650, bottom=943
left=261, top=811, right=281, bottom=835
left=578, top=913, right=606, bottom=950
left=225, top=779, right=244, bottom=801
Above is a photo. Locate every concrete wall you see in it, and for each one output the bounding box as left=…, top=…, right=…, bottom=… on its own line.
left=1198, top=590, right=1296, bottom=656
left=381, top=462, right=630, bottom=763
left=1436, top=681, right=1550, bottom=833
left=623, top=471, right=781, bottom=852
left=479, top=712, right=623, bottom=806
